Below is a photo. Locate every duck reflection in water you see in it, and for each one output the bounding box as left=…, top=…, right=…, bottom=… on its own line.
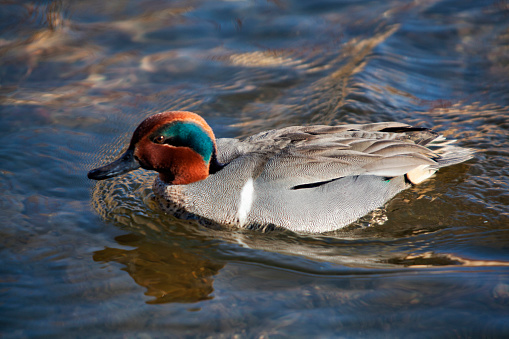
left=93, top=233, right=224, bottom=304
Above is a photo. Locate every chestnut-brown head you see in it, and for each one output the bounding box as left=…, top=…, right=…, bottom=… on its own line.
left=88, top=111, right=219, bottom=184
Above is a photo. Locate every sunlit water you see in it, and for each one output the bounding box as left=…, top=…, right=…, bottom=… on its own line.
left=1, top=0, right=509, bottom=337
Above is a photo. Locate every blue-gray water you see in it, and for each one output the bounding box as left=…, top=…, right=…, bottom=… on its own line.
left=1, top=0, right=509, bottom=337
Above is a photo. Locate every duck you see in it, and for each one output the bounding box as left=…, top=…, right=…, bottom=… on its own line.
left=88, top=111, right=474, bottom=233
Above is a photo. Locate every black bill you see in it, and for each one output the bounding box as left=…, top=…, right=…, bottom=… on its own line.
left=87, top=149, right=140, bottom=180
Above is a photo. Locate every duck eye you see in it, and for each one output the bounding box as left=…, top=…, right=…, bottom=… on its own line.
left=154, top=135, right=165, bottom=144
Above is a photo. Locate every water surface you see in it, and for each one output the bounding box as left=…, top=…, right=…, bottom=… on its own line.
left=1, top=0, right=509, bottom=337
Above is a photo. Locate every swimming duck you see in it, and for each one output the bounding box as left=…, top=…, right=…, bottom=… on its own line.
left=88, top=111, right=473, bottom=233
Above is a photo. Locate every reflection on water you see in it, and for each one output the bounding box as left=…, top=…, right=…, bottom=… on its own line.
left=1, top=0, right=509, bottom=337
left=93, top=233, right=223, bottom=304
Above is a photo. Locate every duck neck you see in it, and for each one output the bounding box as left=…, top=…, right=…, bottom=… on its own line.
left=159, top=166, right=209, bottom=185
left=208, top=151, right=224, bottom=174
left=161, top=150, right=224, bottom=185
left=161, top=152, right=210, bottom=185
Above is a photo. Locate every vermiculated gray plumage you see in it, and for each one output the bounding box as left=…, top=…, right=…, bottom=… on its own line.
left=154, top=122, right=474, bottom=233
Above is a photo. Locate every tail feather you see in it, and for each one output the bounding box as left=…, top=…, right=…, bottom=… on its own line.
left=405, top=135, right=474, bottom=184
left=433, top=145, right=475, bottom=168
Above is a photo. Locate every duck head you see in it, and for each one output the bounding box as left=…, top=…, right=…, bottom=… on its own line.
left=88, top=111, right=220, bottom=184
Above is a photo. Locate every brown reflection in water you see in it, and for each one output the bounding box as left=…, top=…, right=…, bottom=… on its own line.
left=386, top=251, right=509, bottom=268
left=93, top=233, right=224, bottom=304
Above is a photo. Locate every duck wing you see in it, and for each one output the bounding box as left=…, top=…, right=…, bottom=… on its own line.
left=218, top=122, right=462, bottom=188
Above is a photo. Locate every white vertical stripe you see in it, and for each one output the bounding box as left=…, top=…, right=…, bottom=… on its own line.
left=237, top=178, right=255, bottom=226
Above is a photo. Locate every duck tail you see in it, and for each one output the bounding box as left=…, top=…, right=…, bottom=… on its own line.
left=405, top=135, right=474, bottom=185
left=428, top=136, right=475, bottom=169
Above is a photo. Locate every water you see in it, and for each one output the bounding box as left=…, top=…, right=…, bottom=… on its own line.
left=1, top=0, right=509, bottom=337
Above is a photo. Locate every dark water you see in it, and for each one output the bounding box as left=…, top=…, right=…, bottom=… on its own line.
left=1, top=0, right=509, bottom=337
